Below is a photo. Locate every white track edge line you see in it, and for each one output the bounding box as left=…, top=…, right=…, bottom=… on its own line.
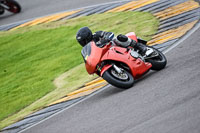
left=18, top=85, right=112, bottom=133
left=163, top=21, right=200, bottom=54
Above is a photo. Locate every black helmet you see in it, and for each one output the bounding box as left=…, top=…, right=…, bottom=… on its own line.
left=76, top=27, right=93, bottom=47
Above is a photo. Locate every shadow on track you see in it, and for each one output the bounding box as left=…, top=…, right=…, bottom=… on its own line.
left=94, top=66, right=169, bottom=101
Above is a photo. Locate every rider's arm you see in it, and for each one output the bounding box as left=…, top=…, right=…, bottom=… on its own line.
left=93, top=31, right=114, bottom=42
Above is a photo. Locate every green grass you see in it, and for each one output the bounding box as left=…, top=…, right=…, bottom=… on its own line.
left=0, top=11, right=159, bottom=128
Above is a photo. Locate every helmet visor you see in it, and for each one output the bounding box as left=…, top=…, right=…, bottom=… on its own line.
left=78, top=38, right=88, bottom=47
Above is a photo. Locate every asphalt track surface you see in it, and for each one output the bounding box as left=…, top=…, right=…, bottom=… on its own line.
left=0, top=0, right=118, bottom=26
left=20, top=26, right=200, bottom=133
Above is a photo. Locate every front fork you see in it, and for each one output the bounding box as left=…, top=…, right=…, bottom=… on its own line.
left=98, top=62, right=126, bottom=77
left=113, top=64, right=123, bottom=74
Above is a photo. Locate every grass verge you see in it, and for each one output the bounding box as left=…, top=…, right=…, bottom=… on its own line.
left=0, top=11, right=159, bottom=129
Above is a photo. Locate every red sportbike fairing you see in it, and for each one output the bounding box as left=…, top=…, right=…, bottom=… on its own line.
left=81, top=32, right=167, bottom=89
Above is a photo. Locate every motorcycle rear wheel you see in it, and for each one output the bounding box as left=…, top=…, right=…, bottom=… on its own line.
left=145, top=46, right=167, bottom=70
left=102, top=66, right=134, bottom=89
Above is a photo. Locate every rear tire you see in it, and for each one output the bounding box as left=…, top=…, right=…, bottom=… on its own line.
left=102, top=66, right=134, bottom=89
left=145, top=46, right=167, bottom=70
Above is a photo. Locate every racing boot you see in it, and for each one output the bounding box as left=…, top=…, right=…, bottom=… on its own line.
left=130, top=40, right=147, bottom=56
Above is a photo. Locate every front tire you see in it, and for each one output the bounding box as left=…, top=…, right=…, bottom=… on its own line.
left=145, top=46, right=167, bottom=70
left=102, top=66, right=134, bottom=89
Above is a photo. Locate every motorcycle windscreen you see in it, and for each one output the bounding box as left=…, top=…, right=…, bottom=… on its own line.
left=81, top=42, right=91, bottom=63
left=82, top=41, right=106, bottom=74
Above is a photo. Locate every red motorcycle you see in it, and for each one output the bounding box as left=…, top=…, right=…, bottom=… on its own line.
left=0, top=0, right=21, bottom=15
left=81, top=32, right=167, bottom=89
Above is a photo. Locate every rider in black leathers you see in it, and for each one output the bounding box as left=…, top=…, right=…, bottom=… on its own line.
left=76, top=27, right=147, bottom=55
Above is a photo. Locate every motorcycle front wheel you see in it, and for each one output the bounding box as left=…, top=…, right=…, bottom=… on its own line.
left=102, top=66, right=134, bottom=89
